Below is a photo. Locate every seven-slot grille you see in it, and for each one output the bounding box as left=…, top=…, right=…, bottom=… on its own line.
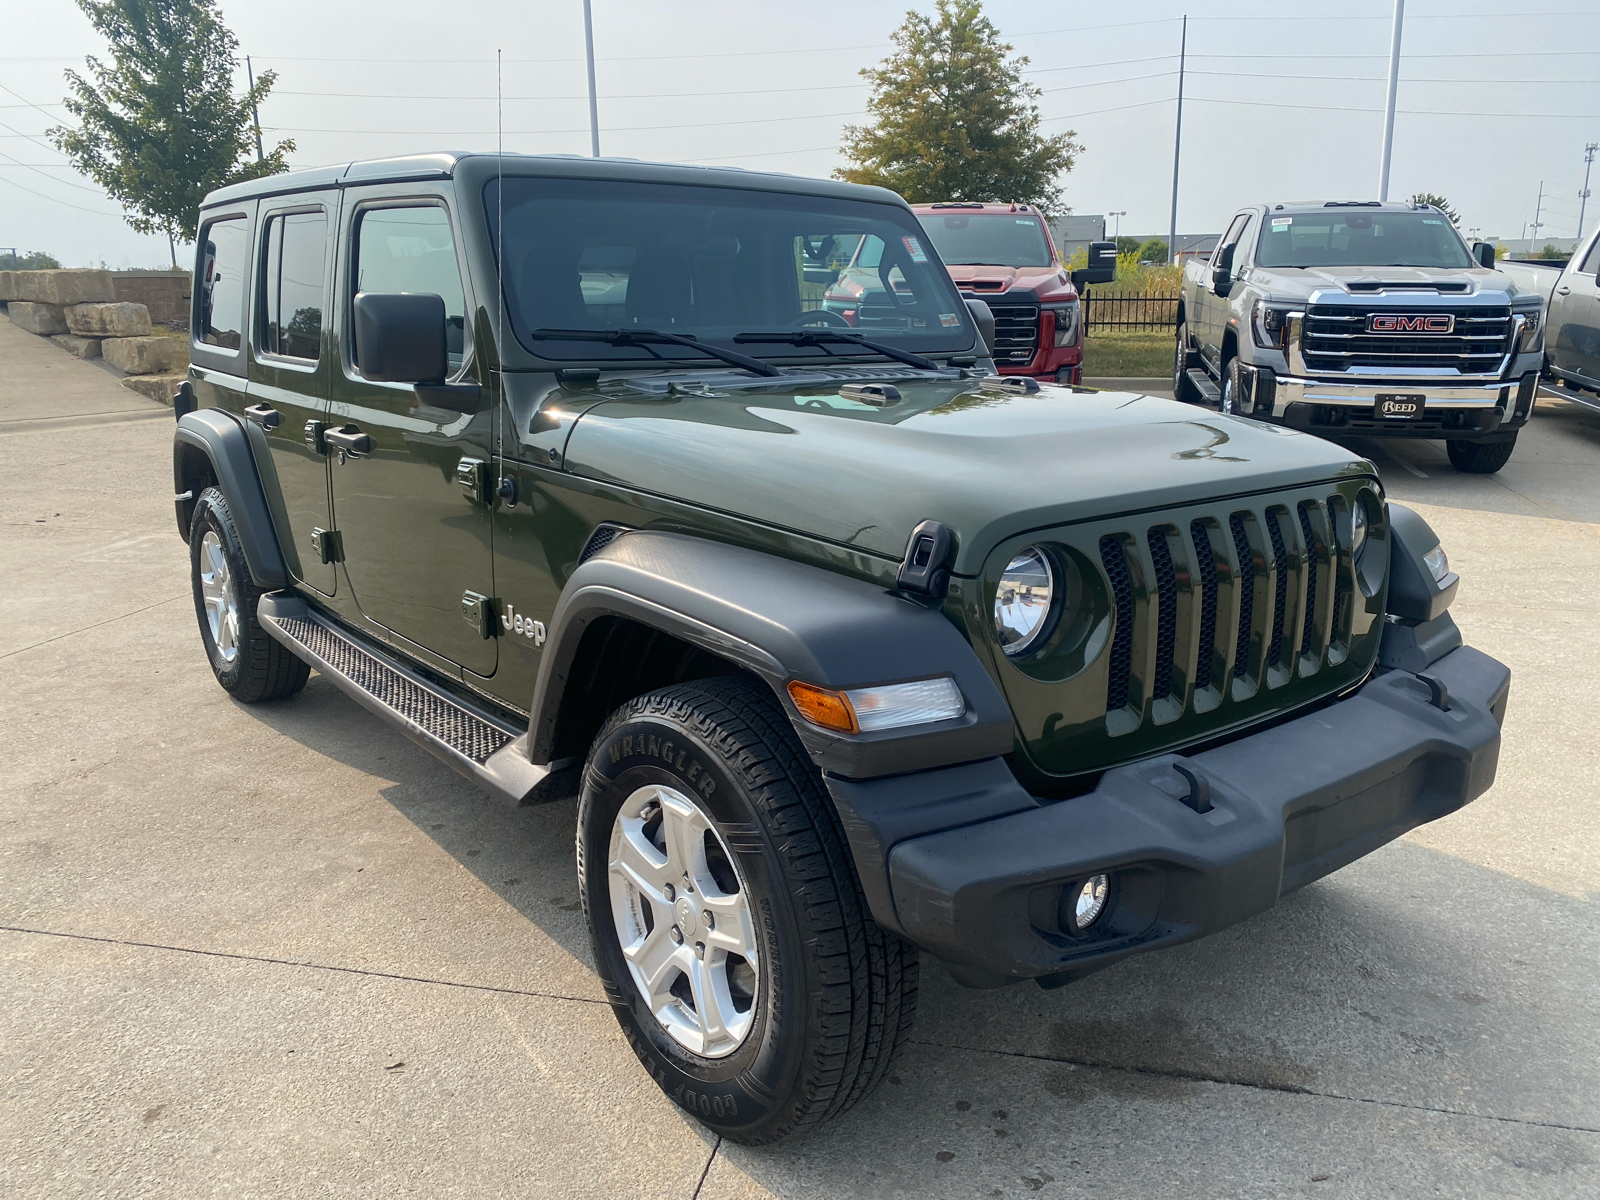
left=1301, top=303, right=1512, bottom=374
left=1096, top=494, right=1357, bottom=731
left=987, top=303, right=1040, bottom=366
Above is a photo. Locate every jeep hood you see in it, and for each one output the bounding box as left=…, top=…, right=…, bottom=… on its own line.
left=562, top=378, right=1372, bottom=573
left=1250, top=264, right=1513, bottom=302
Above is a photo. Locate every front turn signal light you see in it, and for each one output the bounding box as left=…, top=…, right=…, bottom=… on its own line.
left=787, top=681, right=858, bottom=733
left=787, top=677, right=966, bottom=734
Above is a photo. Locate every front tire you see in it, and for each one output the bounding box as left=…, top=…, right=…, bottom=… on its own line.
left=577, top=678, right=917, bottom=1145
left=1446, top=435, right=1517, bottom=474
left=189, top=486, right=309, bottom=703
left=1173, top=319, right=1198, bottom=403
left=1221, top=355, right=1246, bottom=415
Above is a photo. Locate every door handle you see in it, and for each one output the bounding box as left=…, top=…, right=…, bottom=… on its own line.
left=1556, top=286, right=1571, bottom=296
left=244, top=403, right=282, bottom=430
left=323, top=425, right=372, bottom=458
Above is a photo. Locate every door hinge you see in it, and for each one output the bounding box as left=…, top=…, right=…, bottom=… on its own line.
left=311, top=527, right=343, bottom=564
left=304, top=419, right=329, bottom=454
left=456, top=457, right=490, bottom=504
left=461, top=590, right=499, bottom=639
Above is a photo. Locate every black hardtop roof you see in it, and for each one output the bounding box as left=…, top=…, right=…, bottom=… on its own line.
left=200, top=150, right=907, bottom=211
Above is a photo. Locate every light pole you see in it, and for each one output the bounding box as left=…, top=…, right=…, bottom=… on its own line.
left=1530, top=180, right=1545, bottom=250
left=1579, top=142, right=1598, bottom=239
left=1110, top=211, right=1127, bottom=239
left=583, top=0, right=600, bottom=157
left=1378, top=0, right=1404, bottom=200
left=1167, top=16, right=1186, bottom=265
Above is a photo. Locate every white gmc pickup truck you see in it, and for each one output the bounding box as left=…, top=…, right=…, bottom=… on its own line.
left=1498, top=225, right=1600, bottom=411
left=1177, top=200, right=1546, bottom=473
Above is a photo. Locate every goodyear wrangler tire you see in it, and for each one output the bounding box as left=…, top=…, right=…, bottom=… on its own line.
left=577, top=677, right=918, bottom=1144
left=189, top=486, right=309, bottom=703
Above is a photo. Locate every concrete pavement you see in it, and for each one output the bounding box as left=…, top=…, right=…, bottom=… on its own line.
left=1, top=318, right=1596, bottom=1197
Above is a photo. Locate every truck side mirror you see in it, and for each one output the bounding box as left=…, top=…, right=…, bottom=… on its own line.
left=353, top=292, right=448, bottom=383
left=964, top=297, right=996, bottom=358
left=1472, top=242, right=1496, bottom=269
left=1211, top=244, right=1236, bottom=297
left=1071, top=240, right=1118, bottom=291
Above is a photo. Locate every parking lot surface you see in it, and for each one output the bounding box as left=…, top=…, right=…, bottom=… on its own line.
left=2, top=318, right=1596, bottom=1197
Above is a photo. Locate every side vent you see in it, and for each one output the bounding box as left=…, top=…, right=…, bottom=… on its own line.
left=1229, top=513, right=1255, bottom=679
left=1298, top=502, right=1320, bottom=656
left=1265, top=510, right=1290, bottom=669
left=579, top=522, right=633, bottom=564
left=1147, top=528, right=1178, bottom=701
left=1099, top=535, right=1135, bottom=713
left=1189, top=520, right=1218, bottom=692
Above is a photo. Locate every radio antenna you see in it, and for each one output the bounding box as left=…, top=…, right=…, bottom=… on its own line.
left=495, top=49, right=505, bottom=485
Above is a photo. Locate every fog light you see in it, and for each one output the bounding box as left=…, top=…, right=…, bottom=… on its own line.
left=1069, top=875, right=1109, bottom=932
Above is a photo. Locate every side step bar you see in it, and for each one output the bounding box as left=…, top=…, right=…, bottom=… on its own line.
left=258, top=593, right=551, bottom=807
left=1187, top=367, right=1223, bottom=406
left=1541, top=379, right=1600, bottom=413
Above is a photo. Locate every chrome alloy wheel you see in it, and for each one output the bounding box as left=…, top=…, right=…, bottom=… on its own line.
left=608, top=784, right=759, bottom=1059
left=198, top=530, right=241, bottom=663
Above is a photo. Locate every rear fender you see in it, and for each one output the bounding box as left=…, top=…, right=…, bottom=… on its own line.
left=173, top=408, right=287, bottom=590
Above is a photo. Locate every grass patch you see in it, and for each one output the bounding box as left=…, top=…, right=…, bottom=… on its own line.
left=1082, top=330, right=1172, bottom=378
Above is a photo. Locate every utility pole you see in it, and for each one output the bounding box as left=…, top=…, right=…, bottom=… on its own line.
left=1110, top=210, right=1126, bottom=239
left=245, top=55, right=264, bottom=162
left=1168, top=15, right=1186, bottom=265
left=1530, top=180, right=1545, bottom=249
left=1579, top=142, right=1598, bottom=239
left=583, top=0, right=600, bottom=157
left=1378, top=0, right=1404, bottom=200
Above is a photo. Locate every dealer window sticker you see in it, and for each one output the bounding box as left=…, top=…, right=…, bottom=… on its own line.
left=939, top=312, right=960, bottom=327
left=901, top=235, right=929, bottom=263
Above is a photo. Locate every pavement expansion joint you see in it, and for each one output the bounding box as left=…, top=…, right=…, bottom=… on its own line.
left=0, top=924, right=607, bottom=1008
left=0, top=594, right=187, bottom=662
left=0, top=407, right=172, bottom=435
left=690, top=1135, right=721, bottom=1199
left=907, top=1038, right=1600, bottom=1136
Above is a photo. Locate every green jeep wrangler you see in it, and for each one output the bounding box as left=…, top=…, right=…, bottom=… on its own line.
left=172, top=153, right=1510, bottom=1144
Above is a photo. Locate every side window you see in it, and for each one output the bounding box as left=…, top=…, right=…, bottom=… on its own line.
left=1219, top=214, right=1249, bottom=255
left=1233, top=215, right=1257, bottom=262
left=260, top=211, right=328, bottom=361
left=198, top=217, right=248, bottom=350
left=354, top=206, right=468, bottom=371
left=1581, top=236, right=1600, bottom=276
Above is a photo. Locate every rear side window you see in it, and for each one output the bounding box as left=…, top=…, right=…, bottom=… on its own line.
left=354, top=206, right=468, bottom=371
left=1581, top=237, right=1600, bottom=275
left=260, top=211, right=328, bottom=361
left=197, top=217, right=248, bottom=350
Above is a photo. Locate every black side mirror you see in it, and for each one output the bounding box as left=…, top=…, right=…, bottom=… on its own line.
left=964, top=297, right=996, bottom=358
left=1071, top=240, right=1118, bottom=291
left=353, top=292, right=448, bottom=383
left=1211, top=244, right=1237, bottom=297
left=1473, top=242, right=1496, bottom=269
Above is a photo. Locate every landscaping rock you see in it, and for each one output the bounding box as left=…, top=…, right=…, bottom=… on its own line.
left=8, top=268, right=117, bottom=306
left=9, top=302, right=68, bottom=336
left=120, top=373, right=188, bottom=405
left=50, top=334, right=103, bottom=359
left=102, top=335, right=174, bottom=375
left=0, top=271, right=16, bottom=301
left=66, top=301, right=152, bottom=337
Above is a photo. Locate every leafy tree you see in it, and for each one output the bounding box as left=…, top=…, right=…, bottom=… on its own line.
left=1137, top=237, right=1169, bottom=263
left=0, top=250, right=62, bottom=271
left=1537, top=243, right=1568, bottom=260
left=835, top=0, right=1081, bottom=214
left=50, top=0, right=293, bottom=266
left=1114, top=235, right=1143, bottom=257
left=1408, top=192, right=1460, bottom=226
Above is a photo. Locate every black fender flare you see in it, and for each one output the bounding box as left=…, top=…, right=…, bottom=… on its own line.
left=173, top=408, right=288, bottom=590
left=529, top=531, right=1014, bottom=781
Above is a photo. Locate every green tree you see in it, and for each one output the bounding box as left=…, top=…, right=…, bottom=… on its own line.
left=0, top=250, right=62, bottom=271
left=1537, top=243, right=1567, bottom=260
left=835, top=0, right=1081, bottom=213
left=50, top=0, right=293, bottom=266
left=1408, top=192, right=1460, bottom=226
left=1137, top=237, right=1169, bottom=263
left=1114, top=235, right=1143, bottom=257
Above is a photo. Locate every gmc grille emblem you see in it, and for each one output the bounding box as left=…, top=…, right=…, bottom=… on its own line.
left=1367, top=313, right=1455, bottom=334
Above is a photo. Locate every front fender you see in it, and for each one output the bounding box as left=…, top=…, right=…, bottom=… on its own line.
left=173, top=408, right=287, bottom=590
left=529, top=531, right=1014, bottom=780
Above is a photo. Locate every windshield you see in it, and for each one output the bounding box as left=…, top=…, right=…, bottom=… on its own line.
left=916, top=212, right=1053, bottom=267
left=485, top=177, right=974, bottom=363
left=1256, top=211, right=1473, bottom=269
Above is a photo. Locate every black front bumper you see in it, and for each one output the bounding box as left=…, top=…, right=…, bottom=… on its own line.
left=826, top=645, right=1509, bottom=988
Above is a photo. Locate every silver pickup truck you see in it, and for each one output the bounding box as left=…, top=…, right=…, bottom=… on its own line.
left=1177, top=201, right=1546, bottom=473
left=1498, top=226, right=1600, bottom=410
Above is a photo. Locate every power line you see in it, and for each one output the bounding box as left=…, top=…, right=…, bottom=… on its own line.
left=0, top=148, right=112, bottom=194
left=266, top=109, right=868, bottom=136
left=0, top=169, right=126, bottom=217
left=1188, top=94, right=1600, bottom=118
left=1189, top=69, right=1600, bottom=84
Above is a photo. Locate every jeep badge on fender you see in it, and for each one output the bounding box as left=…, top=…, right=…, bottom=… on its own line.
left=172, top=154, right=1512, bottom=1144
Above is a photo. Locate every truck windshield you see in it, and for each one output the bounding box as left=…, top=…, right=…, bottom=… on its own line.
left=916, top=213, right=1054, bottom=267
left=1256, top=211, right=1473, bottom=269
left=484, top=177, right=973, bottom=363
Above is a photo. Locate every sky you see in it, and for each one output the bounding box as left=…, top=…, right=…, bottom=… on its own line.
left=3, top=0, right=1597, bottom=268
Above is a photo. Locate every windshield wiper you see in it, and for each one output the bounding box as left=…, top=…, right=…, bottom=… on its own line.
left=732, top=329, right=941, bottom=371
left=529, top=328, right=781, bottom=377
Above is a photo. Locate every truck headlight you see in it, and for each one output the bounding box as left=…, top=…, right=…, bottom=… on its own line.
left=995, top=547, right=1057, bottom=655
left=1044, top=301, right=1079, bottom=347
left=1252, top=301, right=1292, bottom=350
left=1516, top=308, right=1543, bottom=352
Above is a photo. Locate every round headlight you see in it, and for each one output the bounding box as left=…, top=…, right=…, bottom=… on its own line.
left=1351, top=501, right=1368, bottom=564
left=995, top=547, right=1056, bottom=656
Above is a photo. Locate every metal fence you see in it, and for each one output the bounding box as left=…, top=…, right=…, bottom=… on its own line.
left=1084, top=293, right=1179, bottom=332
